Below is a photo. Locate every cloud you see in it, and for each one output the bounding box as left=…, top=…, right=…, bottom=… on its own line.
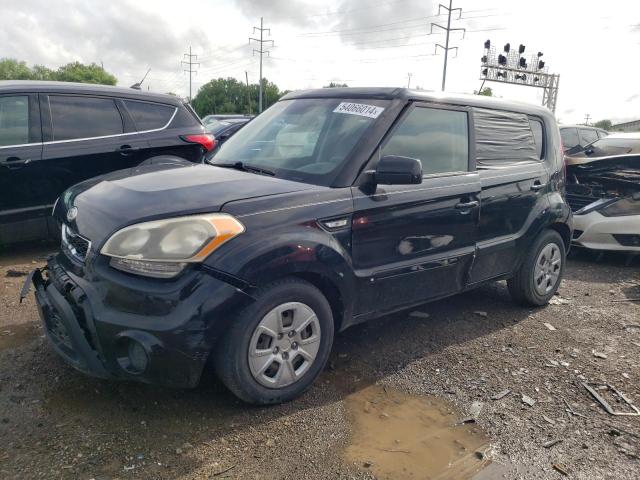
left=330, top=0, right=438, bottom=49
left=0, top=0, right=208, bottom=77
left=233, top=0, right=322, bottom=27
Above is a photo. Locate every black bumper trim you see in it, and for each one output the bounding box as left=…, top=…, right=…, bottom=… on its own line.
left=32, top=268, right=111, bottom=379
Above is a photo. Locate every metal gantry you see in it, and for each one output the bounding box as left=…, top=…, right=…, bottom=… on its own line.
left=479, top=41, right=560, bottom=113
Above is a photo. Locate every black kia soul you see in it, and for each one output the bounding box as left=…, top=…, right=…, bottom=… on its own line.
left=27, top=88, right=572, bottom=404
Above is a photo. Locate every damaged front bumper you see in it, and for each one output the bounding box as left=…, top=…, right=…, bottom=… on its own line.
left=572, top=210, right=640, bottom=252
left=27, top=254, right=254, bottom=388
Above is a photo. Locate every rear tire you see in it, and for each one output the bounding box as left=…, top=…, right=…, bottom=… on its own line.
left=215, top=278, right=334, bottom=405
left=508, top=229, right=566, bottom=306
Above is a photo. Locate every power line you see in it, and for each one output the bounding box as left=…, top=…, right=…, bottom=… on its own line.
left=431, top=0, right=465, bottom=91
left=181, top=46, right=199, bottom=101
left=249, top=17, right=274, bottom=113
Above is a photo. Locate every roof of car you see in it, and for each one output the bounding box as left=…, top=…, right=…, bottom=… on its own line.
left=602, top=132, right=640, bottom=139
left=0, top=80, right=184, bottom=106
left=281, top=87, right=554, bottom=118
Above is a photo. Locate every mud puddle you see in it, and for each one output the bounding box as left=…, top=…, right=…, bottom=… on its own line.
left=0, top=322, right=38, bottom=350
left=345, top=385, right=490, bottom=480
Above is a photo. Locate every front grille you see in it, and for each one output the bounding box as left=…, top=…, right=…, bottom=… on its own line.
left=566, top=194, right=598, bottom=213
left=62, top=225, right=91, bottom=263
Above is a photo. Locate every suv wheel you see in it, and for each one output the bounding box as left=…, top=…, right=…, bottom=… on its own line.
left=507, top=229, right=566, bottom=306
left=215, top=278, right=334, bottom=405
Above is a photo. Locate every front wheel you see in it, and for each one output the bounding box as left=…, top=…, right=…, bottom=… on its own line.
left=215, top=278, right=334, bottom=405
left=508, top=229, right=566, bottom=306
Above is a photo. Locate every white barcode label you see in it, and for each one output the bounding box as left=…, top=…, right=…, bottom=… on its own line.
left=333, top=102, right=385, bottom=119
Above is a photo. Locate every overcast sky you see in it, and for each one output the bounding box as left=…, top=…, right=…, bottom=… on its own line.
left=2, top=0, right=639, bottom=124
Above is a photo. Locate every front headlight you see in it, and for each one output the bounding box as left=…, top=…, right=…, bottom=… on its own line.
left=600, top=197, right=640, bottom=217
left=101, top=214, right=244, bottom=278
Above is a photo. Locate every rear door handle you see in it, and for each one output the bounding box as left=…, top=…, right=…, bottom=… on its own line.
left=0, top=157, right=31, bottom=169
left=117, top=145, right=139, bottom=155
left=455, top=200, right=479, bottom=210
left=530, top=182, right=546, bottom=192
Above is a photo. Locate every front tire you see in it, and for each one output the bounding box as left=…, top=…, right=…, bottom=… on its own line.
left=508, top=229, right=566, bottom=306
left=215, top=278, right=334, bottom=405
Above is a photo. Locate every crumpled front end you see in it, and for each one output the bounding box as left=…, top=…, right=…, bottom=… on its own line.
left=566, top=156, right=640, bottom=251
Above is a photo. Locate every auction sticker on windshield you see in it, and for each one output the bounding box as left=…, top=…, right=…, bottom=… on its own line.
left=334, top=102, right=385, bottom=119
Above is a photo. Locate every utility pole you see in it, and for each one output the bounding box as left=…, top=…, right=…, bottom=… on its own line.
left=584, top=114, right=591, bottom=125
left=181, top=46, right=199, bottom=102
left=407, top=73, right=412, bottom=88
left=245, top=71, right=252, bottom=115
left=249, top=17, right=274, bottom=113
left=431, top=1, right=465, bottom=91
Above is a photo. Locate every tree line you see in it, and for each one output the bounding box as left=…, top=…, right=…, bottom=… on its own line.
left=0, top=58, right=117, bottom=85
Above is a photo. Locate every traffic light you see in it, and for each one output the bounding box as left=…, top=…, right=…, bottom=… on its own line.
left=481, top=55, right=488, bottom=63
left=518, top=44, right=525, bottom=54
left=519, top=57, right=527, bottom=68
left=484, top=39, right=491, bottom=49
left=504, top=43, right=510, bottom=53
left=538, top=60, right=545, bottom=70
left=481, top=68, right=488, bottom=76
left=498, top=54, right=507, bottom=65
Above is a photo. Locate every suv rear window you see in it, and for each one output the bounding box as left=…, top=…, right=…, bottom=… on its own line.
left=0, top=96, right=29, bottom=146
left=579, top=128, right=598, bottom=146
left=50, top=96, right=123, bottom=141
left=124, top=100, right=175, bottom=131
left=560, top=127, right=579, bottom=148
left=474, top=108, right=538, bottom=165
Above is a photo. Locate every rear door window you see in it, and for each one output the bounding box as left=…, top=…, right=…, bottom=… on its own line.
left=49, top=96, right=123, bottom=141
left=381, top=106, right=469, bottom=175
left=124, top=100, right=175, bottom=131
left=0, top=96, right=29, bottom=146
left=560, top=127, right=579, bottom=148
left=473, top=108, right=539, bottom=166
left=579, top=128, right=598, bottom=146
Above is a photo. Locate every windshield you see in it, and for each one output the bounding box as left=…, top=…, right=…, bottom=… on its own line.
left=209, top=98, right=389, bottom=186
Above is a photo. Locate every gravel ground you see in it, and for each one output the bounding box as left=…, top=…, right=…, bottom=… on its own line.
left=0, top=243, right=638, bottom=479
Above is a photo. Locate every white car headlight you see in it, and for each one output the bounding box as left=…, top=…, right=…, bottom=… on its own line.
left=101, top=214, right=245, bottom=278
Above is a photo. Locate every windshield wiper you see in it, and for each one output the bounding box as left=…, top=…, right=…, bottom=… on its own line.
left=213, top=161, right=275, bottom=177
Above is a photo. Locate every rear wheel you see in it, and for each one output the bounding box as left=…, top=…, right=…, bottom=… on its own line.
left=215, top=278, right=334, bottom=405
left=508, top=229, right=566, bottom=306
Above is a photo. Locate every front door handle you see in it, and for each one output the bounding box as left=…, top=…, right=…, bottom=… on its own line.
left=531, top=182, right=546, bottom=192
left=455, top=200, right=479, bottom=210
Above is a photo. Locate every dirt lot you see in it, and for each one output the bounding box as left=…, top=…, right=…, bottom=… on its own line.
left=0, top=243, right=638, bottom=479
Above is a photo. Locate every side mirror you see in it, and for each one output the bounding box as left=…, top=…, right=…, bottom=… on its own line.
left=375, top=155, right=422, bottom=185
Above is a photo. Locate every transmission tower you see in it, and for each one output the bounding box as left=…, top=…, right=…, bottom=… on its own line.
left=431, top=0, right=465, bottom=91
left=181, top=46, right=199, bottom=102
left=249, top=17, right=274, bottom=113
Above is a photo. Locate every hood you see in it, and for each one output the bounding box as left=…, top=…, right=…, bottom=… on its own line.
left=57, top=162, right=314, bottom=246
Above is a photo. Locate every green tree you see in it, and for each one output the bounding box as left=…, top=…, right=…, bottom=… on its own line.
left=0, top=59, right=34, bottom=80
left=53, top=62, right=116, bottom=85
left=0, top=58, right=116, bottom=85
left=192, top=77, right=285, bottom=116
left=324, top=82, right=348, bottom=88
left=473, top=87, right=493, bottom=96
left=593, top=119, right=612, bottom=131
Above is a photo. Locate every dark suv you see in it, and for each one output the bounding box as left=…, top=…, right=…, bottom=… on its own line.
left=26, top=88, right=572, bottom=404
left=0, top=81, right=212, bottom=245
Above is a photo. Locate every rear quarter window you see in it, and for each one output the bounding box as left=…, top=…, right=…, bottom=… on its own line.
left=473, top=108, right=539, bottom=166
left=529, top=118, right=545, bottom=159
left=124, top=100, right=175, bottom=131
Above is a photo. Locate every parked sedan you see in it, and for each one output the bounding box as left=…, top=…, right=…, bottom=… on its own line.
left=560, top=124, right=608, bottom=153
left=566, top=133, right=640, bottom=251
left=205, top=117, right=250, bottom=148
